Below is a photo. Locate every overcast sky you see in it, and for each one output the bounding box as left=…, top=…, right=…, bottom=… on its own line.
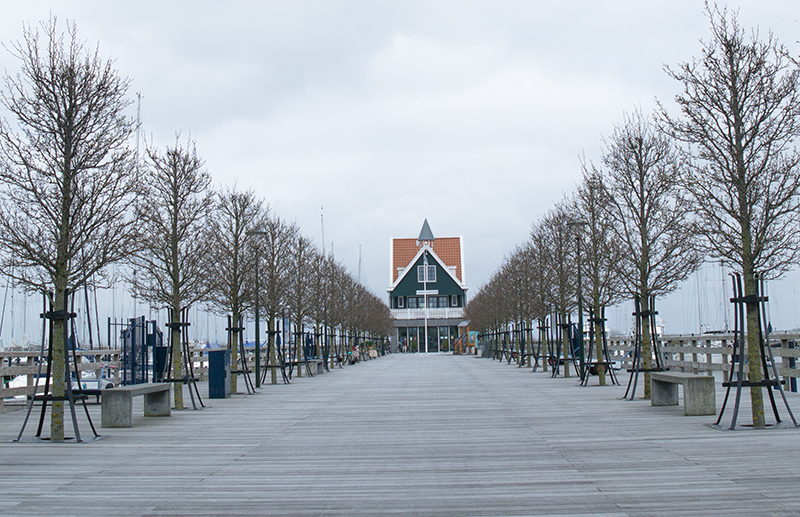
left=1, top=1, right=800, bottom=338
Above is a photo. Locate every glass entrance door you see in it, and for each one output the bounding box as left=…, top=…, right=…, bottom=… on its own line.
left=426, top=326, right=439, bottom=353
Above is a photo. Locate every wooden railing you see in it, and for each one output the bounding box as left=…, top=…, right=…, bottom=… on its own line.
left=608, top=333, right=800, bottom=382
left=0, top=346, right=249, bottom=412
left=1, top=348, right=121, bottom=412
left=483, top=332, right=800, bottom=390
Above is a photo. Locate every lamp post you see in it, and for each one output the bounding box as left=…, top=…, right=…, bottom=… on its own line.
left=568, top=220, right=587, bottom=380
left=245, top=230, right=267, bottom=388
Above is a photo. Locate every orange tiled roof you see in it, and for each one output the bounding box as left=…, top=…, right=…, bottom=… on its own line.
left=392, top=236, right=462, bottom=284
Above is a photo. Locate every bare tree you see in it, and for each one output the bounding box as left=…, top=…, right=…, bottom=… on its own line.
left=603, top=108, right=701, bottom=398
left=206, top=187, right=266, bottom=392
left=465, top=272, right=505, bottom=336
left=660, top=5, right=800, bottom=426
left=311, top=252, right=343, bottom=364
left=251, top=214, right=297, bottom=384
left=528, top=224, right=554, bottom=370
left=325, top=257, right=350, bottom=360
left=0, top=18, right=138, bottom=440
left=286, top=234, right=317, bottom=376
left=497, top=244, right=544, bottom=366
left=129, top=137, right=213, bottom=409
left=575, top=160, right=624, bottom=385
left=541, top=202, right=578, bottom=377
left=361, top=288, right=392, bottom=345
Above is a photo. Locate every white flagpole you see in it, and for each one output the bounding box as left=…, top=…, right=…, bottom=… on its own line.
left=424, top=251, right=429, bottom=354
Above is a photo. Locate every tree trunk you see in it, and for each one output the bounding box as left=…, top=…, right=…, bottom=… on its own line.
left=230, top=311, right=239, bottom=394
left=268, top=317, right=277, bottom=384
left=561, top=311, right=570, bottom=378
left=743, top=271, right=766, bottom=428
left=540, top=320, right=547, bottom=372
left=171, top=306, right=183, bottom=409
left=640, top=293, right=653, bottom=399
left=295, top=322, right=303, bottom=378
left=50, top=283, right=67, bottom=441
left=594, top=301, right=606, bottom=386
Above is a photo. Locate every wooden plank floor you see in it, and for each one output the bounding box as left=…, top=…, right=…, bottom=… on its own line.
left=2, top=354, right=800, bottom=516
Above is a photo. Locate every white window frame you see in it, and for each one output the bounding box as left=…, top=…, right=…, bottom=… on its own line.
left=417, top=265, right=436, bottom=283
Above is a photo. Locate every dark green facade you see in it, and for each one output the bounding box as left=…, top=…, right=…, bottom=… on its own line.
left=390, top=247, right=468, bottom=353
left=389, top=253, right=465, bottom=310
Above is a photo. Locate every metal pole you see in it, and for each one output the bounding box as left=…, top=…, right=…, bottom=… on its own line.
left=246, top=230, right=267, bottom=387
left=577, top=230, right=584, bottom=379
left=424, top=250, right=429, bottom=354
left=254, top=250, right=260, bottom=388
left=569, top=220, right=587, bottom=380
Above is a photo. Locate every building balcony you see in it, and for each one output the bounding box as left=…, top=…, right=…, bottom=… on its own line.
left=391, top=307, right=465, bottom=321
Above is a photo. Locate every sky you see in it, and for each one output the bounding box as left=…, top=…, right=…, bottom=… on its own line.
left=1, top=1, right=800, bottom=342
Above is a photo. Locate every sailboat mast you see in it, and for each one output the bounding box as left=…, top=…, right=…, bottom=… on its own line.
left=696, top=271, right=703, bottom=334
left=358, top=245, right=362, bottom=284
left=720, top=260, right=729, bottom=332
left=84, top=284, right=93, bottom=350
left=136, top=92, right=141, bottom=169
left=320, top=206, right=326, bottom=258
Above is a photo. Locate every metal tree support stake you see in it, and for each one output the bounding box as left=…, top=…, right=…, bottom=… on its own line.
left=581, top=305, right=619, bottom=387
left=532, top=319, right=547, bottom=372
left=623, top=295, right=665, bottom=401
left=260, top=326, right=290, bottom=385
left=164, top=307, right=204, bottom=410
left=713, top=273, right=798, bottom=430
left=227, top=315, right=255, bottom=394
left=15, top=291, right=99, bottom=443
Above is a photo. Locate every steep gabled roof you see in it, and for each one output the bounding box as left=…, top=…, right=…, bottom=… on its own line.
left=390, top=237, right=464, bottom=283
left=388, top=245, right=465, bottom=292
left=389, top=220, right=466, bottom=287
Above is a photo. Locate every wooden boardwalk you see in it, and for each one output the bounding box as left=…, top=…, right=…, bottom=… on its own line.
left=1, top=354, right=800, bottom=516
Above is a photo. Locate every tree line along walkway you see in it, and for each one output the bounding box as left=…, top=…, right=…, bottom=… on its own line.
left=1, top=353, right=800, bottom=516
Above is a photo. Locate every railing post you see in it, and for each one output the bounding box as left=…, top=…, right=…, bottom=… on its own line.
left=782, top=338, right=797, bottom=393
left=721, top=338, right=728, bottom=370
left=663, top=338, right=672, bottom=369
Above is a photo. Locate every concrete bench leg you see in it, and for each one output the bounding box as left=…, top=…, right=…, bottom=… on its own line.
left=144, top=390, right=171, bottom=417
left=102, top=391, right=133, bottom=428
left=651, top=379, right=679, bottom=406
left=683, top=377, right=716, bottom=416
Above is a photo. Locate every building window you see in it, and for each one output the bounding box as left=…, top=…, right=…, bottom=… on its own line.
left=417, top=265, right=436, bottom=283
left=407, top=297, right=418, bottom=309
left=450, top=295, right=459, bottom=307
left=428, top=297, right=438, bottom=309
left=397, top=297, right=405, bottom=308
left=439, top=296, right=448, bottom=308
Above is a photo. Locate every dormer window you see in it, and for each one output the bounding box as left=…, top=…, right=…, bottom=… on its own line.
left=417, top=265, right=436, bottom=283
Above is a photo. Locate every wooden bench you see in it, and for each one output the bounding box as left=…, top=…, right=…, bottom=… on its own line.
left=101, top=383, right=171, bottom=428
left=650, top=372, right=715, bottom=416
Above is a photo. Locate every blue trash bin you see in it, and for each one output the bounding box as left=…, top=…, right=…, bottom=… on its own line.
left=208, top=349, right=231, bottom=398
